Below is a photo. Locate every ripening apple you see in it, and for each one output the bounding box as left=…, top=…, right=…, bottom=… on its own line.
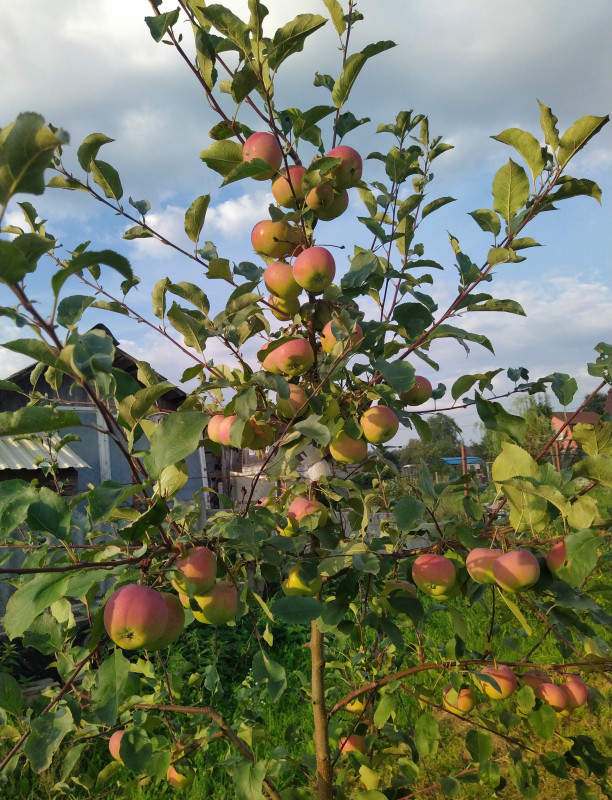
left=319, top=397, right=341, bottom=422
left=562, top=675, right=588, bottom=709
left=216, top=415, right=236, bottom=447
left=536, top=682, right=569, bottom=712
left=264, top=260, right=302, bottom=300
left=276, top=384, right=308, bottom=419
left=242, top=132, right=282, bottom=179
left=545, top=540, right=567, bottom=575
left=268, top=338, right=315, bottom=376
left=272, top=165, right=307, bottom=207
left=521, top=668, right=549, bottom=691
left=287, top=496, right=328, bottom=527
left=108, top=730, right=124, bottom=761
left=480, top=665, right=517, bottom=699
left=148, top=592, right=185, bottom=649
left=399, top=376, right=433, bottom=406
left=492, top=549, right=540, bottom=593
left=292, top=246, right=336, bottom=293
left=305, top=184, right=335, bottom=213
left=207, top=413, right=225, bottom=444
left=360, top=406, right=399, bottom=444
left=320, top=319, right=363, bottom=354
left=325, top=145, right=363, bottom=188
left=282, top=564, right=323, bottom=597
left=338, top=734, right=367, bottom=755
left=411, top=554, right=457, bottom=597
left=166, top=764, right=195, bottom=789
left=192, top=582, right=238, bottom=625
left=329, top=431, right=368, bottom=464
left=313, top=188, right=349, bottom=221
left=173, top=546, right=217, bottom=595
left=104, top=584, right=169, bottom=650
left=251, top=219, right=301, bottom=259
left=260, top=343, right=284, bottom=375
left=383, top=579, right=417, bottom=598
left=442, top=685, right=477, bottom=716
left=267, top=293, right=300, bottom=320
left=465, top=548, right=502, bottom=585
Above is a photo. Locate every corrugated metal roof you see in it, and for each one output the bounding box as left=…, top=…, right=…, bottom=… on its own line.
left=0, top=435, right=89, bottom=470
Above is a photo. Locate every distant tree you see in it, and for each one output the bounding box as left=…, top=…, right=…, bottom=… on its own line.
left=472, top=395, right=555, bottom=461
left=582, top=392, right=607, bottom=414
left=397, top=413, right=462, bottom=466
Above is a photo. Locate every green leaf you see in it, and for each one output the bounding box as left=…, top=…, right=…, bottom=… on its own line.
left=119, top=381, right=176, bottom=428
left=77, top=132, right=114, bottom=172
left=0, top=112, right=69, bottom=205
left=198, top=4, right=250, bottom=53
left=373, top=692, right=395, bottom=728
left=341, top=250, right=382, bottom=290
left=468, top=208, right=501, bottom=236
left=439, top=776, right=460, bottom=798
left=557, top=114, right=609, bottom=167
left=120, top=727, right=153, bottom=772
left=492, top=159, right=530, bottom=222
left=479, top=760, right=501, bottom=787
left=332, top=41, right=396, bottom=108
left=414, top=713, right=439, bottom=757
left=52, top=248, right=133, bottom=294
left=497, top=591, right=532, bottom=636
left=90, top=650, right=130, bottom=726
left=550, top=372, right=577, bottom=406
left=0, top=406, right=81, bottom=436
left=550, top=177, right=602, bottom=204
left=323, top=0, right=346, bottom=34
left=573, top=455, right=612, bottom=488
left=200, top=139, right=243, bottom=177
left=393, top=495, right=424, bottom=531
left=421, top=196, right=455, bottom=219
left=556, top=529, right=599, bottom=585
left=24, top=707, right=73, bottom=773
left=3, top=572, right=70, bottom=639
left=56, top=294, right=95, bottom=328
left=451, top=370, right=502, bottom=401
left=27, top=487, right=71, bottom=540
left=232, top=759, right=266, bottom=800
left=0, top=672, right=23, bottom=716
left=427, top=325, right=494, bottom=355
left=475, top=393, right=526, bottom=444
left=537, top=100, right=559, bottom=152
left=540, top=751, right=569, bottom=779
left=268, top=14, right=328, bottom=70
left=527, top=703, right=556, bottom=739
left=373, top=358, right=415, bottom=393
left=252, top=651, right=287, bottom=703
left=293, top=417, right=332, bottom=446
left=491, top=128, right=546, bottom=184
left=166, top=303, right=210, bottom=350
left=272, top=595, right=321, bottom=625
left=572, top=421, right=612, bottom=456
left=144, top=411, right=208, bottom=479
left=144, top=8, right=180, bottom=42
left=184, top=194, right=210, bottom=243
left=0, top=240, right=32, bottom=284
left=393, top=303, right=434, bottom=338
left=91, top=159, right=123, bottom=202
left=88, top=481, right=139, bottom=523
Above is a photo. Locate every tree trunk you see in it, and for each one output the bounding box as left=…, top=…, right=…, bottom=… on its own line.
left=310, top=619, right=333, bottom=799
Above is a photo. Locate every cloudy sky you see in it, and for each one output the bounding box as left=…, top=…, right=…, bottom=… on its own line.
left=1, top=0, right=611, bottom=443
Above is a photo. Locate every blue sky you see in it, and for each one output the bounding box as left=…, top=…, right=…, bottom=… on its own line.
left=1, top=0, right=611, bottom=444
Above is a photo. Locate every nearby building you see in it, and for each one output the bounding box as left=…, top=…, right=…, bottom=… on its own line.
left=551, top=388, right=612, bottom=456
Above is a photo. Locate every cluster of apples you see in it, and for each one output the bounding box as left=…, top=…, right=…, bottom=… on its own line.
left=109, top=730, right=194, bottom=788
left=442, top=667, right=588, bottom=717
left=103, top=547, right=238, bottom=652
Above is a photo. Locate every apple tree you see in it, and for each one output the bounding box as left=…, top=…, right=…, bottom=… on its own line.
left=1, top=2, right=611, bottom=799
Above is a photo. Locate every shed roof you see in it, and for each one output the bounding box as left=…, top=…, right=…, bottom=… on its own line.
left=0, top=436, right=89, bottom=470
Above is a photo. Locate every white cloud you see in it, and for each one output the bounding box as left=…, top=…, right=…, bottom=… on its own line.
left=206, top=192, right=274, bottom=237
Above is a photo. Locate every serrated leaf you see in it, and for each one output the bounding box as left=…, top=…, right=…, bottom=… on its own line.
left=0, top=406, right=81, bottom=436
left=90, top=650, right=130, bottom=726
left=252, top=651, right=287, bottom=703
left=550, top=177, right=602, bottom=204
left=4, top=572, right=71, bottom=639
left=492, top=128, right=546, bottom=183
left=572, top=422, right=612, bottom=456
left=91, top=159, right=123, bottom=201
left=573, top=455, right=612, bottom=488
left=468, top=208, right=501, bottom=236
left=184, top=194, right=210, bottom=243
left=537, top=100, right=559, bottom=151
left=556, top=529, right=600, bottom=585
left=144, top=8, right=180, bottom=42
left=492, top=159, right=530, bottom=222
left=426, top=325, right=494, bottom=355
left=557, top=114, right=609, bottom=167
left=373, top=358, right=415, bottom=392
left=550, top=372, right=577, bottom=406
left=200, top=139, right=243, bottom=177
left=24, top=707, right=74, bottom=773
left=332, top=41, right=396, bottom=108
left=122, top=224, right=153, bottom=240
left=323, top=0, right=346, bottom=34
left=475, top=393, right=526, bottom=444
left=267, top=14, right=328, bottom=70
left=421, top=196, right=455, bottom=219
